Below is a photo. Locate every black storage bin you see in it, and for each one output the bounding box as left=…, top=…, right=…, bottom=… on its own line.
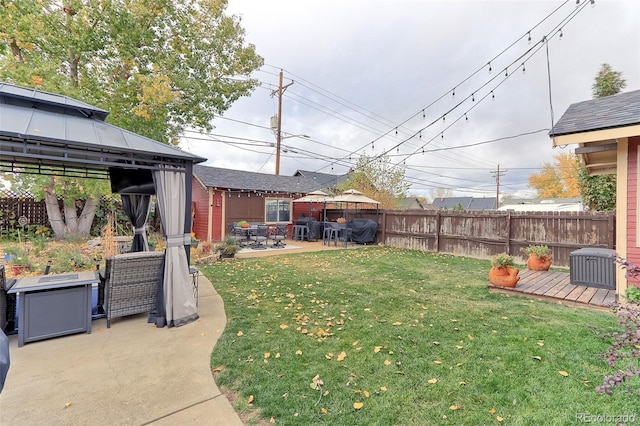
left=569, top=248, right=616, bottom=289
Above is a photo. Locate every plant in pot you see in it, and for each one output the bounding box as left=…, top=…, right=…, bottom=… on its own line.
left=237, top=220, right=250, bottom=229
left=216, top=237, right=242, bottom=259
left=521, top=245, right=552, bottom=271
left=11, top=255, right=32, bottom=275
left=4, top=245, right=20, bottom=263
left=488, top=252, right=520, bottom=288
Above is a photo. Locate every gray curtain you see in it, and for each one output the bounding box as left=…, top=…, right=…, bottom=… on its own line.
left=121, top=194, right=151, bottom=252
left=153, top=168, right=198, bottom=327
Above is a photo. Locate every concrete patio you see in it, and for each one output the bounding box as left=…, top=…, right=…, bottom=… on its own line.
left=0, top=273, right=242, bottom=426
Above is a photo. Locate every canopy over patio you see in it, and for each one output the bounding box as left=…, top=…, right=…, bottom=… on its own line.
left=0, top=82, right=207, bottom=328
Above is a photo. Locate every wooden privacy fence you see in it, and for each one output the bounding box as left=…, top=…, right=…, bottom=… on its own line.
left=380, top=210, right=616, bottom=268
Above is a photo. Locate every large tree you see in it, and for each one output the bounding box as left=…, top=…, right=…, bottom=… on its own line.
left=528, top=152, right=581, bottom=198
left=0, top=0, right=263, bottom=238
left=336, top=155, right=410, bottom=210
left=592, top=63, right=627, bottom=98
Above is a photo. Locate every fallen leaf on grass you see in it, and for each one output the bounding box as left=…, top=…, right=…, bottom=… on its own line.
left=270, top=417, right=276, bottom=423
left=449, top=405, right=463, bottom=410
left=353, top=402, right=364, bottom=410
left=279, top=324, right=288, bottom=330
left=364, top=390, right=370, bottom=397
left=295, top=350, right=303, bottom=355
left=559, top=371, right=569, bottom=377
left=248, top=395, right=254, bottom=405
left=321, top=408, right=328, bottom=414
left=433, top=360, right=443, bottom=365
left=374, top=346, right=382, bottom=353
left=532, top=356, right=542, bottom=361
left=497, top=416, right=504, bottom=421
left=337, top=351, right=347, bottom=362
left=490, top=408, right=496, bottom=414
left=325, top=352, right=334, bottom=359
left=236, top=330, right=244, bottom=336
left=428, top=378, right=438, bottom=384
left=392, top=321, right=402, bottom=326
left=384, top=359, right=392, bottom=366
left=380, top=386, right=388, bottom=391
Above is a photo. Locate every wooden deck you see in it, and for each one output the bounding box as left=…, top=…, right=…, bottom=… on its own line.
left=488, top=269, right=617, bottom=312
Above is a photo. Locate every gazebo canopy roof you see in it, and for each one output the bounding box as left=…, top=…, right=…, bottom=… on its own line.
left=0, top=82, right=206, bottom=178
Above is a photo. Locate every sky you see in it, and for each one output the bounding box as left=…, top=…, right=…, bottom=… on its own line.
left=178, top=0, right=640, bottom=200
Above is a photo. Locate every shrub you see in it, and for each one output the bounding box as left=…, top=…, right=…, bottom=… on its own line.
left=490, top=252, right=514, bottom=268
left=521, top=245, right=551, bottom=259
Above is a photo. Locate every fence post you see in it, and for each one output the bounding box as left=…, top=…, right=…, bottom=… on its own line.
left=434, top=210, right=441, bottom=253
left=505, top=211, right=512, bottom=254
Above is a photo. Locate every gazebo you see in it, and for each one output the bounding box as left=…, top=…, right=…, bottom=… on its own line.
left=0, top=82, right=206, bottom=328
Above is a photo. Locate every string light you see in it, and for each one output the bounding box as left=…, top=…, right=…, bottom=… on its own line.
left=528, top=31, right=531, bottom=43
left=505, top=68, right=508, bottom=77
left=465, top=113, right=468, bottom=121
left=491, top=90, right=495, bottom=100
left=441, top=132, right=444, bottom=139
left=488, top=62, right=492, bottom=73
left=471, top=93, right=475, bottom=102
left=422, top=109, right=425, bottom=118
left=442, top=114, right=446, bottom=122
left=395, top=127, right=398, bottom=135
left=558, top=28, right=563, bottom=39
left=452, top=88, right=456, bottom=97
left=419, top=131, right=422, bottom=139
left=521, top=63, right=526, bottom=73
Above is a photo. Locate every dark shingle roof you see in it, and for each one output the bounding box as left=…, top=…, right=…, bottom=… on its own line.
left=293, top=170, right=350, bottom=188
left=550, top=89, right=640, bottom=137
left=194, top=165, right=325, bottom=193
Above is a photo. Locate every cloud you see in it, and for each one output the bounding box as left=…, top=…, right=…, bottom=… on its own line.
left=180, top=0, right=640, bottom=198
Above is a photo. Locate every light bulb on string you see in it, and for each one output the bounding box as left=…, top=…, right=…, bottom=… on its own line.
left=527, top=32, right=531, bottom=43
left=488, top=62, right=492, bottom=73
left=395, top=127, right=398, bottom=135
left=422, top=148, right=424, bottom=154
left=452, top=88, right=456, bottom=97
left=558, top=28, right=563, bottom=39
left=422, top=109, right=425, bottom=118
left=465, top=113, right=468, bottom=121
left=491, top=91, right=495, bottom=100
left=442, top=114, right=446, bottom=122
left=505, top=68, right=508, bottom=77
left=441, top=132, right=444, bottom=139
left=397, top=147, right=399, bottom=153
left=521, top=63, right=526, bottom=73
left=419, top=131, right=422, bottom=139
left=471, top=93, right=475, bottom=102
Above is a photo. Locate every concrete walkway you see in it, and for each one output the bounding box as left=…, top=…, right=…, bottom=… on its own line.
left=0, top=274, right=242, bottom=426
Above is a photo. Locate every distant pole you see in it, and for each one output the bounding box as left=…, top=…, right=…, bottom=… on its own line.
left=271, top=70, right=294, bottom=176
left=491, top=164, right=507, bottom=209
left=275, top=70, right=283, bottom=176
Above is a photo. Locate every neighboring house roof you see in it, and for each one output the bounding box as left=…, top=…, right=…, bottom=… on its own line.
left=431, top=197, right=496, bottom=210
left=399, top=198, right=425, bottom=210
left=498, top=197, right=583, bottom=212
left=194, top=165, right=324, bottom=193
left=293, top=170, right=350, bottom=189
left=550, top=89, right=640, bottom=137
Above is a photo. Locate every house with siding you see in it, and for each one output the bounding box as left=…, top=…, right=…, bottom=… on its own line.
left=550, top=89, right=640, bottom=297
left=191, top=165, right=339, bottom=242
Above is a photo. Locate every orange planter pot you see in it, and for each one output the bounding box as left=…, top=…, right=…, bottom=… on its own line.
left=526, top=254, right=552, bottom=271
left=489, top=266, right=520, bottom=288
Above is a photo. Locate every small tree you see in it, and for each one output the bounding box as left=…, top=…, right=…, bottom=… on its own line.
left=527, top=152, right=581, bottom=198
left=336, top=155, right=410, bottom=210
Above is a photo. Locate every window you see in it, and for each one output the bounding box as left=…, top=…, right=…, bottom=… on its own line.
left=265, top=198, right=291, bottom=223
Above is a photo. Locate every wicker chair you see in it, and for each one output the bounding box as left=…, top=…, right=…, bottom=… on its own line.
left=0, top=265, right=16, bottom=332
left=99, top=251, right=165, bottom=328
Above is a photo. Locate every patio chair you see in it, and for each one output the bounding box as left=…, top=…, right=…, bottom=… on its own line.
left=271, top=224, right=288, bottom=248
left=99, top=251, right=165, bottom=328
left=228, top=223, right=248, bottom=247
left=250, top=224, right=269, bottom=250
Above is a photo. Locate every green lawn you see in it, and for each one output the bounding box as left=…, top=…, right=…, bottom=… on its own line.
left=201, top=247, right=638, bottom=425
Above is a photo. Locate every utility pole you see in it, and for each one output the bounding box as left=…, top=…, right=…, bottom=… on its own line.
left=490, top=164, right=507, bottom=209
left=271, top=70, right=293, bottom=175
